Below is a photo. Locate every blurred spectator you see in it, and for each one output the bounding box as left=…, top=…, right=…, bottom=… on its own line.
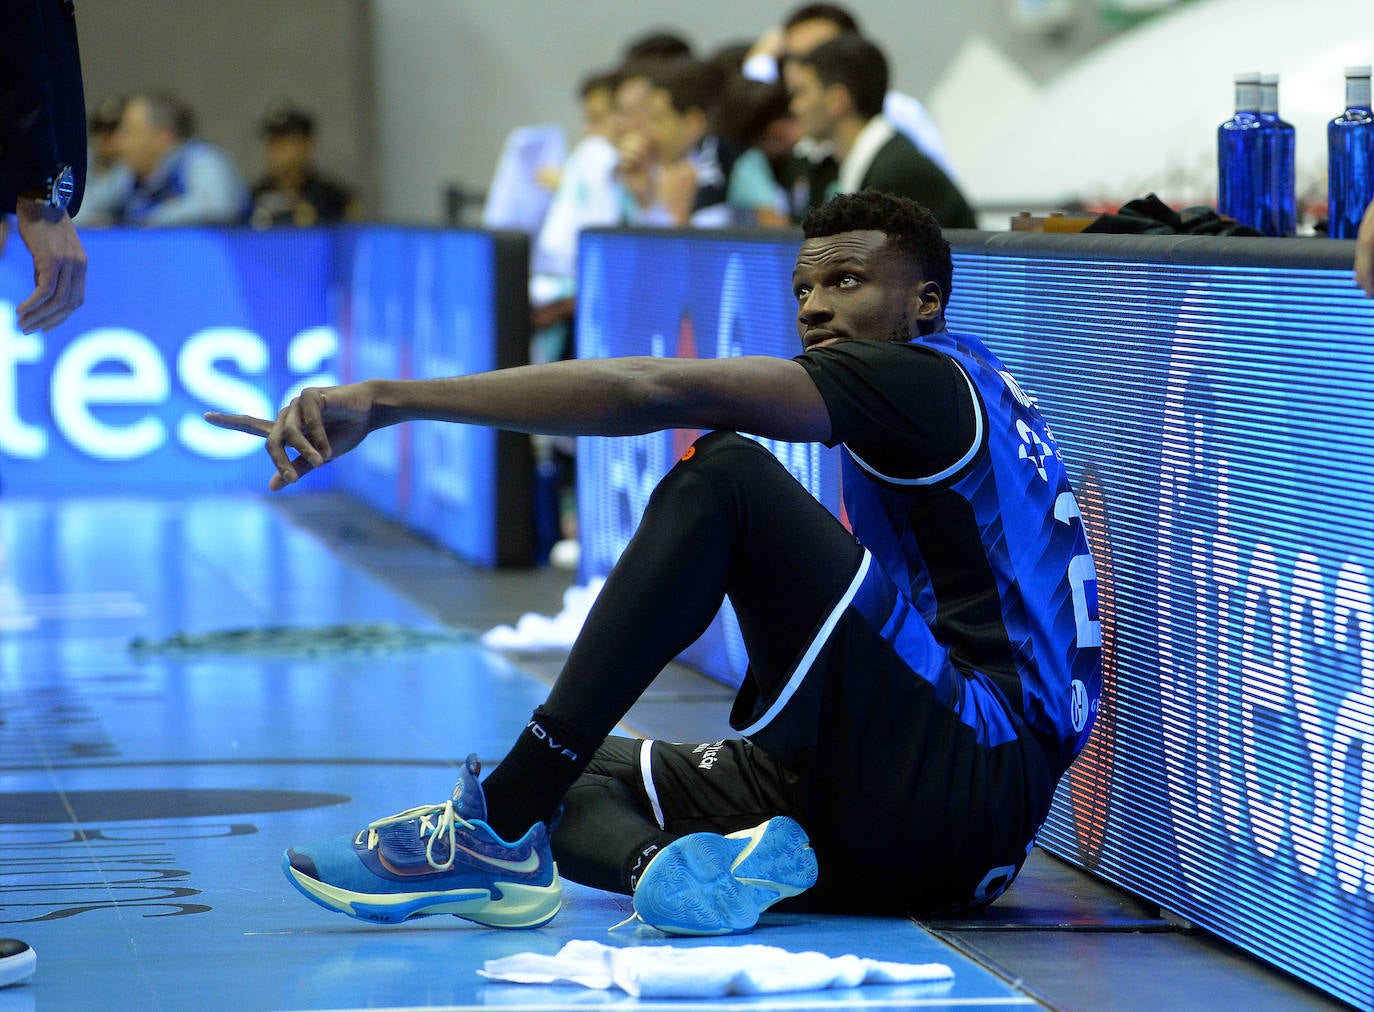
left=745, top=3, right=958, bottom=183
left=530, top=57, right=662, bottom=316
left=529, top=68, right=625, bottom=322
left=621, top=58, right=734, bottom=227
left=103, top=92, right=247, bottom=226
left=715, top=76, right=799, bottom=226
left=75, top=95, right=129, bottom=225
left=786, top=35, right=975, bottom=228
left=250, top=104, right=360, bottom=228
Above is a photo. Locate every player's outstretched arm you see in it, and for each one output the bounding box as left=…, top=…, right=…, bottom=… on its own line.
left=205, top=354, right=832, bottom=492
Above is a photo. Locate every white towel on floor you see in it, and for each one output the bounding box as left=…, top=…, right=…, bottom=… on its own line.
left=481, top=578, right=604, bottom=651
left=479, top=939, right=954, bottom=999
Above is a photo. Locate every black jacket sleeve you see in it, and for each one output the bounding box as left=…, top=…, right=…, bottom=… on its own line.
left=0, top=0, right=87, bottom=213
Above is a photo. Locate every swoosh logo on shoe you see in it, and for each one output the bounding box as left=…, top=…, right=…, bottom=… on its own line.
left=376, top=843, right=543, bottom=877
left=453, top=843, right=543, bottom=875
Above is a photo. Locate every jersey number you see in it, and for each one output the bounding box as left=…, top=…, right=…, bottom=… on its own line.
left=1055, top=492, right=1102, bottom=649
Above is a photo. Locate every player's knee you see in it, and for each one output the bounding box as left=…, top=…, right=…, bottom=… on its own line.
left=679, top=431, right=784, bottom=485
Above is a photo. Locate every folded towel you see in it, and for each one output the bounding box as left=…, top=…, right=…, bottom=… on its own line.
left=480, top=939, right=954, bottom=999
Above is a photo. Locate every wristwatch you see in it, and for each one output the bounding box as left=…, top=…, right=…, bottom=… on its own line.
left=20, top=164, right=75, bottom=211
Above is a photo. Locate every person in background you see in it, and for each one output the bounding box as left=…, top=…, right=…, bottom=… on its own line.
left=1355, top=198, right=1374, bottom=296
left=529, top=68, right=623, bottom=322
left=75, top=96, right=129, bottom=226
left=105, top=92, right=247, bottom=227
left=620, top=58, right=733, bottom=227
left=744, top=3, right=958, bottom=183
left=1, top=0, right=87, bottom=336
left=716, top=75, right=801, bottom=227
left=249, top=105, right=360, bottom=228
left=786, top=35, right=976, bottom=229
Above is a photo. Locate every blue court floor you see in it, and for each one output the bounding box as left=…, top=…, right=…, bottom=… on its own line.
left=0, top=494, right=1350, bottom=1011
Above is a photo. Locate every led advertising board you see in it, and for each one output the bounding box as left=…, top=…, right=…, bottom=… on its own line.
left=575, top=227, right=1373, bottom=1009
left=0, top=226, right=532, bottom=567
left=0, top=229, right=335, bottom=493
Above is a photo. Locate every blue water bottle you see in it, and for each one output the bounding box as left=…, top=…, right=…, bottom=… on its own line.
left=1218, top=73, right=1265, bottom=230
left=1259, top=74, right=1296, bottom=237
left=1328, top=65, right=1374, bottom=239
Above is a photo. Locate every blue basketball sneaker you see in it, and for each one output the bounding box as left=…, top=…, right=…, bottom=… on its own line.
left=283, top=754, right=562, bottom=928
left=630, top=816, right=817, bottom=935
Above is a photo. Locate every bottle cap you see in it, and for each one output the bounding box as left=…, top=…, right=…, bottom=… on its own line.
left=1344, top=65, right=1372, bottom=77
left=1234, top=72, right=1261, bottom=83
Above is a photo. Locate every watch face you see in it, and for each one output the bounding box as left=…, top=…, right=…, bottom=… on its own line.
left=52, top=165, right=75, bottom=210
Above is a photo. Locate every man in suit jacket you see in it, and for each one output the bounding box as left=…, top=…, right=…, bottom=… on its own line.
left=0, top=0, right=88, bottom=333
left=785, top=34, right=976, bottom=230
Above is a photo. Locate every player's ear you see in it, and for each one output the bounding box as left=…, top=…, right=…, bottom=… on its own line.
left=911, top=279, right=942, bottom=324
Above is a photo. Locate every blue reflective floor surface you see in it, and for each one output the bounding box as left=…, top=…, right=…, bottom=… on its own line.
left=0, top=495, right=1350, bottom=1011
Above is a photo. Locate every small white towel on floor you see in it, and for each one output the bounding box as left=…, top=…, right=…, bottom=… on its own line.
left=481, top=578, right=605, bottom=651
left=479, top=939, right=954, bottom=999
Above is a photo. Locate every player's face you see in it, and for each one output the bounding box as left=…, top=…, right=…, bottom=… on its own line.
left=792, top=229, right=939, bottom=350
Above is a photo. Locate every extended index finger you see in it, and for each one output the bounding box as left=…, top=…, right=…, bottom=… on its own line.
left=203, top=412, right=275, bottom=437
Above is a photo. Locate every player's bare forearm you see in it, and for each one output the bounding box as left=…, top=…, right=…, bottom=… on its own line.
left=206, top=354, right=831, bottom=490
left=369, top=356, right=829, bottom=441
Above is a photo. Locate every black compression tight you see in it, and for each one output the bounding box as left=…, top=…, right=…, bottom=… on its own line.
left=544, top=430, right=862, bottom=739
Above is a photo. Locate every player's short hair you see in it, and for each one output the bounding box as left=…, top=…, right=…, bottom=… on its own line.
left=802, top=190, right=953, bottom=315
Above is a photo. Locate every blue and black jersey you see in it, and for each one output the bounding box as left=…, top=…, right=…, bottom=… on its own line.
left=795, top=333, right=1102, bottom=774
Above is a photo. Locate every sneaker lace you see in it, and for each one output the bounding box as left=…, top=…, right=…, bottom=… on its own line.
left=364, top=801, right=473, bottom=872
left=608, top=910, right=645, bottom=932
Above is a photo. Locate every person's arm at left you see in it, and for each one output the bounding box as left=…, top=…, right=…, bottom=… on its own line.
left=0, top=0, right=55, bottom=206
left=205, top=355, right=832, bottom=491
left=2, top=0, right=88, bottom=331
left=1355, top=197, right=1374, bottom=297
left=143, top=148, right=247, bottom=225
left=13, top=198, right=85, bottom=331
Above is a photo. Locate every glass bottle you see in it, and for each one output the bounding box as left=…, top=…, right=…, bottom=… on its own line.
left=1327, top=65, right=1374, bottom=239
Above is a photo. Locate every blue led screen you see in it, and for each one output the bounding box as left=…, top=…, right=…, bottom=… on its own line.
left=0, top=225, right=530, bottom=567
left=0, top=229, right=336, bottom=493
left=575, top=227, right=1374, bottom=1009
